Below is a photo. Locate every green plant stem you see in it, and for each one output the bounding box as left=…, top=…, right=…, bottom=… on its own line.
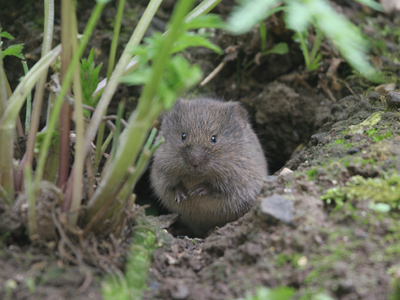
left=0, top=128, right=13, bottom=204
left=22, top=61, right=32, bottom=134
left=185, top=0, right=222, bottom=22
left=117, top=129, right=162, bottom=203
left=112, top=100, right=125, bottom=160
left=0, top=184, right=9, bottom=203
left=298, top=31, right=310, bottom=70
left=82, top=0, right=162, bottom=158
left=69, top=13, right=85, bottom=227
left=101, top=131, right=114, bottom=156
left=259, top=21, right=267, bottom=52
left=137, top=0, right=195, bottom=119
left=309, top=27, right=324, bottom=64
left=42, top=92, right=60, bottom=183
left=64, top=0, right=162, bottom=213
left=0, top=45, right=61, bottom=204
left=17, top=0, right=55, bottom=192
left=0, top=58, right=24, bottom=137
left=0, top=50, right=11, bottom=203
left=24, top=165, right=37, bottom=240
left=0, top=52, right=7, bottom=116
left=94, top=123, right=106, bottom=173
left=94, top=0, right=126, bottom=173
left=57, top=0, right=75, bottom=188
left=86, top=106, right=162, bottom=221
left=121, top=0, right=223, bottom=77
left=0, top=47, right=14, bottom=105
left=85, top=0, right=195, bottom=223
left=35, top=2, right=106, bottom=189
left=0, top=45, right=61, bottom=129
left=107, top=0, right=125, bottom=80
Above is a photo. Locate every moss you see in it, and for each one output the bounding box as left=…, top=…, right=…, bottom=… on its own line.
left=384, top=242, right=400, bottom=257
left=361, top=158, right=376, bottom=165
left=333, top=139, right=345, bottom=145
left=275, top=253, right=306, bottom=269
left=243, top=286, right=295, bottom=300
left=303, top=213, right=398, bottom=298
left=306, top=168, right=318, bottom=181
left=321, top=172, right=400, bottom=210
left=329, top=139, right=352, bottom=149
left=373, top=130, right=393, bottom=142
left=305, top=241, right=351, bottom=284
left=297, top=289, right=334, bottom=300
left=348, top=112, right=383, bottom=135
left=366, top=128, right=379, bottom=137
left=365, top=127, right=393, bottom=142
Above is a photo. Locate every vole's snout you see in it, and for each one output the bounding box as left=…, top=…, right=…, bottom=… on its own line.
left=187, top=150, right=207, bottom=168
left=190, top=160, right=199, bottom=168
left=189, top=155, right=202, bottom=168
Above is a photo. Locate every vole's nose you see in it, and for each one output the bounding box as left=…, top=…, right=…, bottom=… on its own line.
left=189, top=151, right=204, bottom=168
left=190, top=158, right=200, bottom=168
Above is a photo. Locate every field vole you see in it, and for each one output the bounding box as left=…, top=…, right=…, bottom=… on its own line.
left=150, top=98, right=268, bottom=237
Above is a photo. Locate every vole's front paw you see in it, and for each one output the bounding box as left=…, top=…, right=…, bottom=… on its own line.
left=189, top=184, right=210, bottom=196
left=175, top=190, right=187, bottom=203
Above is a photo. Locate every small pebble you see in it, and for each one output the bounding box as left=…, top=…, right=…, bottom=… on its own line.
left=347, top=148, right=360, bottom=155
left=310, top=133, right=325, bottom=146
left=259, top=194, right=294, bottom=223
left=386, top=91, right=400, bottom=108
left=279, top=167, right=293, bottom=177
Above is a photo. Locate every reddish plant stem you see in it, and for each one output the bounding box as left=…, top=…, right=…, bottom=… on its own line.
left=16, top=117, right=24, bottom=136
left=15, top=0, right=55, bottom=193
left=57, top=103, right=72, bottom=189
left=57, top=0, right=73, bottom=189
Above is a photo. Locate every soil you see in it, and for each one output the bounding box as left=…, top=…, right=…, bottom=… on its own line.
left=1, top=1, right=400, bottom=300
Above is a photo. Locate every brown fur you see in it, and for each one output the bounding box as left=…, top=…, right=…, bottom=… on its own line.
left=150, top=98, right=268, bottom=236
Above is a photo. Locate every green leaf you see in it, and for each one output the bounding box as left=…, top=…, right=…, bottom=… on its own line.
left=0, top=30, right=15, bottom=40
left=306, top=52, right=322, bottom=71
left=161, top=55, right=202, bottom=108
left=311, top=0, right=381, bottom=81
left=1, top=44, right=25, bottom=59
left=185, top=14, right=225, bottom=30
left=368, top=202, right=391, bottom=213
left=314, top=293, right=335, bottom=300
left=34, top=131, right=59, bottom=154
left=121, top=55, right=202, bottom=109
left=265, top=42, right=289, bottom=55
left=292, top=31, right=306, bottom=44
left=79, top=48, right=103, bottom=111
left=130, top=30, right=223, bottom=64
left=287, top=0, right=382, bottom=82
left=227, top=0, right=280, bottom=35
left=130, top=33, right=162, bottom=64
left=172, top=32, right=223, bottom=54
left=285, top=1, right=311, bottom=32
left=120, top=68, right=152, bottom=86
left=245, top=286, right=295, bottom=300
left=353, top=0, right=383, bottom=11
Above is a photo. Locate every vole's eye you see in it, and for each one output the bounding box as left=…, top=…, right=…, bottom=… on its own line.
left=211, top=135, right=217, bottom=144
left=181, top=133, right=187, bottom=141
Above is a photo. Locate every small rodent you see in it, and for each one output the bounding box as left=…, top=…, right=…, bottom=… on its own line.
left=150, top=98, right=268, bottom=237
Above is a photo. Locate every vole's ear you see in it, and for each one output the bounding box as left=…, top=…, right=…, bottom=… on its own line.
left=163, top=98, right=182, bottom=117
left=162, top=98, right=186, bottom=128
left=170, top=99, right=183, bottom=111
left=228, top=102, right=249, bottom=129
